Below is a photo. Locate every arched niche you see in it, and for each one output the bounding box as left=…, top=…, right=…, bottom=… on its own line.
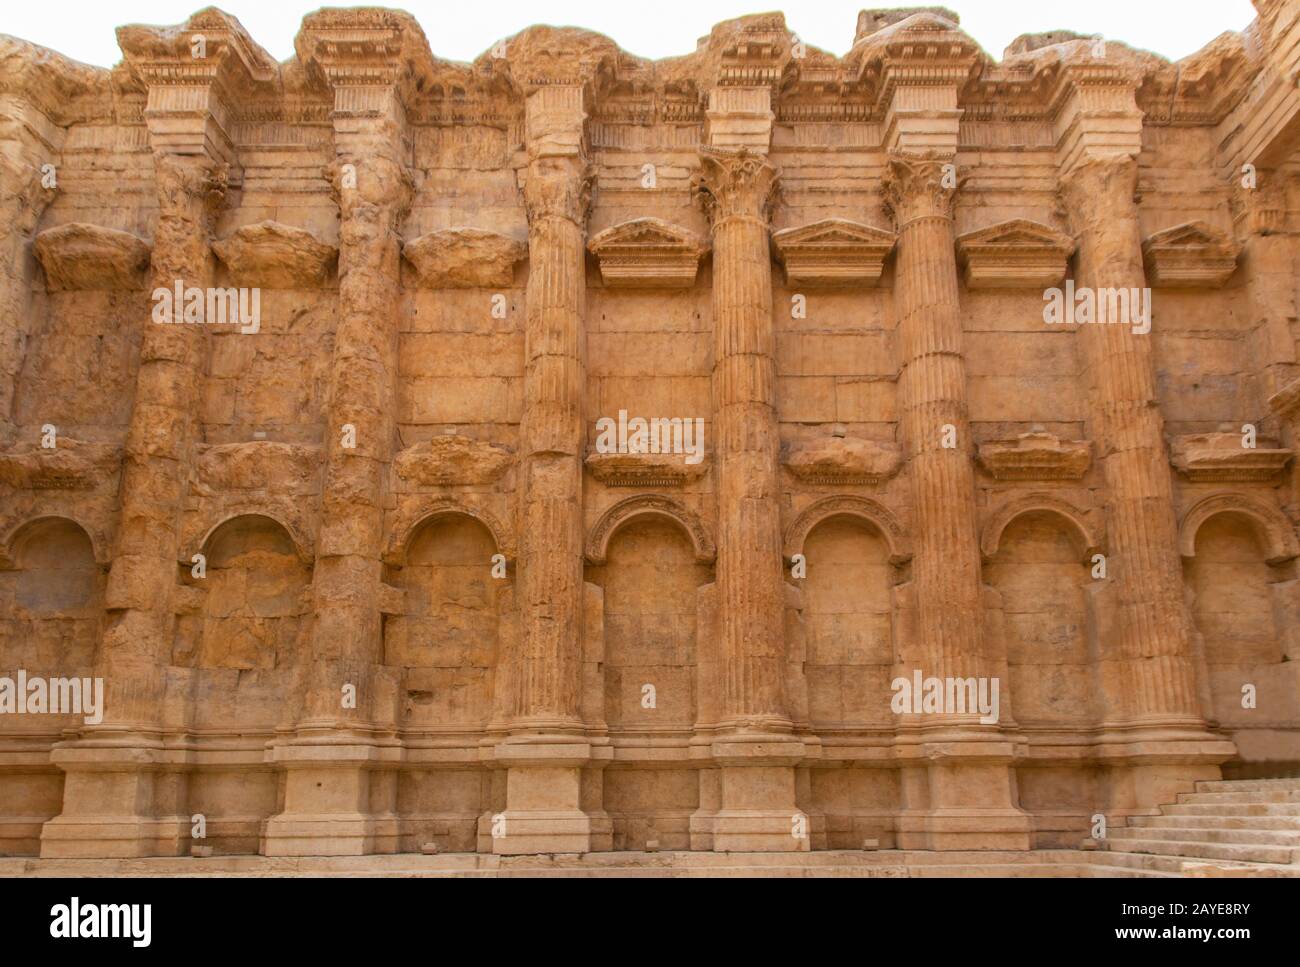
left=386, top=499, right=513, bottom=567
left=185, top=507, right=313, bottom=567
left=384, top=511, right=503, bottom=728
left=585, top=495, right=715, bottom=565
left=3, top=516, right=102, bottom=615
left=783, top=495, right=910, bottom=565
left=176, top=513, right=311, bottom=676
left=981, top=494, right=1101, bottom=563
left=1179, top=493, right=1299, bottom=565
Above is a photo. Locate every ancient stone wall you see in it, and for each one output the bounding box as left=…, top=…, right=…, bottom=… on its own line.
left=1, top=2, right=1299, bottom=858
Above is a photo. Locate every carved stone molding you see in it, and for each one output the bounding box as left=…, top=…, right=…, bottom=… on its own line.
left=955, top=219, right=1075, bottom=289
left=977, top=430, right=1091, bottom=481
left=584, top=450, right=709, bottom=487
left=0, top=439, right=122, bottom=491
left=33, top=223, right=151, bottom=291
left=184, top=508, right=315, bottom=566
left=1179, top=493, right=1300, bottom=564
left=692, top=146, right=779, bottom=224
left=770, top=219, right=896, bottom=288
left=0, top=513, right=111, bottom=569
left=980, top=493, right=1102, bottom=562
left=403, top=229, right=528, bottom=289
left=587, top=218, right=709, bottom=288
left=211, top=221, right=338, bottom=288
left=192, top=441, right=322, bottom=497
left=1142, top=221, right=1241, bottom=288
left=393, top=436, right=514, bottom=488
left=783, top=494, right=910, bottom=564
left=385, top=497, right=515, bottom=565
left=585, top=494, right=715, bottom=564
left=782, top=435, right=901, bottom=484
left=1170, top=432, right=1293, bottom=482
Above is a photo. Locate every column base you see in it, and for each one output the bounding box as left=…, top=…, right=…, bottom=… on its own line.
left=709, top=735, right=808, bottom=852
left=489, top=736, right=605, bottom=855
left=260, top=740, right=391, bottom=857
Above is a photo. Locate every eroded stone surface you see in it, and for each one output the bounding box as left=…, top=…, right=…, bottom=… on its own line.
left=0, top=4, right=1298, bottom=870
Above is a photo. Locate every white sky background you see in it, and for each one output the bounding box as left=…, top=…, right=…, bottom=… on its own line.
left=1, top=0, right=1259, bottom=68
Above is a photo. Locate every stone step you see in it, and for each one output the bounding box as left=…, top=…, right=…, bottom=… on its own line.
left=1195, top=778, right=1300, bottom=793
left=1109, top=826, right=1300, bottom=847
left=1163, top=801, right=1300, bottom=817
left=1128, top=813, right=1300, bottom=831
left=1178, top=789, right=1300, bottom=805
left=1106, top=837, right=1298, bottom=865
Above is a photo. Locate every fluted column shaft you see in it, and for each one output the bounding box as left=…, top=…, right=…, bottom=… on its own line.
left=885, top=152, right=984, bottom=687
left=697, top=147, right=786, bottom=727
left=301, top=91, right=410, bottom=727
left=99, top=154, right=225, bottom=728
left=513, top=155, right=588, bottom=727
left=1062, top=155, right=1200, bottom=722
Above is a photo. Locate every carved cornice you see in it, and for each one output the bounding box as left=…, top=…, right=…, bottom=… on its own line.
left=33, top=223, right=151, bottom=291
left=783, top=435, right=901, bottom=485
left=955, top=219, right=1075, bottom=289
left=692, top=146, right=779, bottom=225
left=587, top=218, right=709, bottom=288
left=849, top=11, right=986, bottom=114
left=977, top=431, right=1091, bottom=481
left=1170, top=432, right=1293, bottom=482
left=403, top=228, right=527, bottom=288
left=295, top=7, right=438, bottom=104
left=771, top=219, right=896, bottom=288
left=1142, top=221, right=1241, bottom=288
left=117, top=8, right=277, bottom=100
left=584, top=451, right=709, bottom=487
left=211, top=221, right=338, bottom=288
left=393, top=436, right=514, bottom=488
left=882, top=150, right=957, bottom=225
left=0, top=440, right=123, bottom=491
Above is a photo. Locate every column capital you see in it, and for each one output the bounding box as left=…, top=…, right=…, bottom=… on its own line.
left=522, top=158, right=594, bottom=228
left=882, top=150, right=958, bottom=226
left=692, top=146, right=779, bottom=227
left=1230, top=167, right=1290, bottom=237
left=1058, top=153, right=1138, bottom=234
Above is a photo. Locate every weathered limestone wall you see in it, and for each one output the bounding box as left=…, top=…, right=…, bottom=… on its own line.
left=1, top=3, right=1299, bottom=857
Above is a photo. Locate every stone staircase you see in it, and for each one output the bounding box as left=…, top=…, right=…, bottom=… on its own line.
left=1098, top=777, right=1300, bottom=876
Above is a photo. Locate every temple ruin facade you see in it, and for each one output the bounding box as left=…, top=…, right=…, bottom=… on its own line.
left=1, top=3, right=1299, bottom=866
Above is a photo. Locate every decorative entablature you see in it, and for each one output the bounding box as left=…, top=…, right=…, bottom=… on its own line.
left=587, top=218, right=709, bottom=288
left=295, top=7, right=438, bottom=101
left=483, top=25, right=620, bottom=98
left=1142, top=221, right=1241, bottom=288
left=117, top=9, right=276, bottom=102
left=703, top=13, right=792, bottom=89
left=770, top=219, right=896, bottom=288
left=955, top=219, right=1074, bottom=289
left=848, top=11, right=986, bottom=116
left=1170, top=432, right=1293, bottom=483
left=1137, top=32, right=1257, bottom=126
left=977, top=430, right=1091, bottom=481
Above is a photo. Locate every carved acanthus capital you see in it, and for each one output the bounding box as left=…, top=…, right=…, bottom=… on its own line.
left=882, top=151, right=958, bottom=226
left=326, top=156, right=414, bottom=221
left=1230, top=169, right=1289, bottom=238
left=154, top=154, right=228, bottom=223
left=1058, top=153, right=1139, bottom=233
left=692, top=146, right=779, bottom=225
left=522, top=159, right=594, bottom=227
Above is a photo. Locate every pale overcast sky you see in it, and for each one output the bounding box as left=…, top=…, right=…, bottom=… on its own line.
left=1, top=0, right=1258, bottom=68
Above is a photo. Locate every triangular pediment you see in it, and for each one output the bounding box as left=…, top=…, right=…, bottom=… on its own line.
left=956, top=218, right=1073, bottom=252
left=1142, top=220, right=1240, bottom=288
left=772, top=218, right=896, bottom=250
left=588, top=218, right=707, bottom=255
left=1143, top=220, right=1232, bottom=250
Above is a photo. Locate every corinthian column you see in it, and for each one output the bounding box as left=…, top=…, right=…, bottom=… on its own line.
left=883, top=150, right=1030, bottom=850
left=691, top=144, right=806, bottom=852
left=1062, top=157, right=1205, bottom=724
left=697, top=146, right=786, bottom=729
left=489, top=83, right=600, bottom=856
left=264, top=12, right=414, bottom=857
left=884, top=152, right=984, bottom=687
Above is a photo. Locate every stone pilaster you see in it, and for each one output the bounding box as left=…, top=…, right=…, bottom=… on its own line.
left=884, top=150, right=1029, bottom=850
left=1062, top=156, right=1206, bottom=725
left=263, top=12, right=414, bottom=856
left=692, top=144, right=806, bottom=851
left=489, top=83, right=598, bottom=855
